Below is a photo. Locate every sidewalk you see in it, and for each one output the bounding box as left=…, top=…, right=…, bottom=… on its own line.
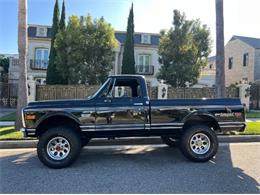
left=246, top=118, right=260, bottom=122
left=0, top=121, right=15, bottom=126
left=0, top=108, right=15, bottom=117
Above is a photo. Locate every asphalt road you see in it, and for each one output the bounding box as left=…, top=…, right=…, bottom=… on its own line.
left=0, top=143, right=260, bottom=193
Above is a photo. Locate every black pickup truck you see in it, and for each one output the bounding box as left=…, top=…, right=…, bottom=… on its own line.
left=21, top=75, right=246, bottom=168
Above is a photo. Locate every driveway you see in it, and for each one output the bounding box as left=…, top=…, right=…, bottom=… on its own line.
left=0, top=143, right=259, bottom=193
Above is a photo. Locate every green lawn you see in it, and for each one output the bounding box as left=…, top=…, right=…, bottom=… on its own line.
left=0, top=122, right=259, bottom=140
left=0, top=112, right=16, bottom=121
left=240, top=122, right=260, bottom=135
left=246, top=112, right=260, bottom=118
left=0, top=126, right=23, bottom=140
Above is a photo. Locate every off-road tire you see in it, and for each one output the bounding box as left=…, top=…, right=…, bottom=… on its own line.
left=180, top=125, right=218, bottom=162
left=37, top=126, right=82, bottom=168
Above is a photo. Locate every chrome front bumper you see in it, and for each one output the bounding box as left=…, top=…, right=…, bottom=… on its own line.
left=20, top=128, right=36, bottom=137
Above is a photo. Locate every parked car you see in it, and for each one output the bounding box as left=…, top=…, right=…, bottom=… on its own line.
left=21, top=75, right=246, bottom=168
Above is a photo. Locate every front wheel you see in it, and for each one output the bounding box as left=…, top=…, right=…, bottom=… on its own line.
left=37, top=126, right=82, bottom=168
left=180, top=125, right=218, bottom=162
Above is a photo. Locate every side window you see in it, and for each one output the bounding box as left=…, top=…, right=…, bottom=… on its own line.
left=111, top=78, right=142, bottom=99
left=113, top=86, right=132, bottom=98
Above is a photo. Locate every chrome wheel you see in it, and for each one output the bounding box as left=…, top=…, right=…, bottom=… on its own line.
left=47, top=136, right=70, bottom=160
left=189, top=133, right=210, bottom=155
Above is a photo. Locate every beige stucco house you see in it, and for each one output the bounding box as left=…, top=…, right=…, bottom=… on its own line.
left=225, top=35, right=260, bottom=86
left=196, top=35, right=260, bottom=87
left=8, top=25, right=51, bottom=84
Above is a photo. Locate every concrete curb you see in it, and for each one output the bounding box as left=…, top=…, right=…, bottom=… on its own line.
left=0, top=121, right=15, bottom=127
left=0, top=135, right=260, bottom=149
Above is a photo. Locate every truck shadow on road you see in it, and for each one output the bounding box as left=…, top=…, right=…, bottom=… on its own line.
left=0, top=144, right=259, bottom=193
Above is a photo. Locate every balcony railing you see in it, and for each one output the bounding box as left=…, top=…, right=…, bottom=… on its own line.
left=135, top=65, right=154, bottom=75
left=30, top=59, right=48, bottom=70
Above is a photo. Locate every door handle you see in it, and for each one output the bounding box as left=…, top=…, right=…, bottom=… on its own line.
left=104, top=99, right=112, bottom=103
left=134, top=103, right=143, bottom=106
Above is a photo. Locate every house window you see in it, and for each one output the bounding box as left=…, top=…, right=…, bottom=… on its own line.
left=209, top=64, right=213, bottom=69
left=34, top=48, right=49, bottom=69
left=136, top=54, right=152, bottom=74
left=138, top=54, right=151, bottom=66
left=36, top=27, right=47, bottom=37
left=141, top=34, right=151, bottom=44
left=243, top=53, right=249, bottom=67
left=228, top=57, right=233, bottom=69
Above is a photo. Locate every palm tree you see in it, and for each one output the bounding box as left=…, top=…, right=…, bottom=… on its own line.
left=215, top=0, right=226, bottom=97
left=15, top=0, right=28, bottom=130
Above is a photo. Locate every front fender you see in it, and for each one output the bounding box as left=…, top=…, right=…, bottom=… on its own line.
left=35, top=111, right=81, bottom=129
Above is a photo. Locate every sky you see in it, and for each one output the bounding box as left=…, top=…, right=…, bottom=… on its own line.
left=0, top=0, right=260, bottom=56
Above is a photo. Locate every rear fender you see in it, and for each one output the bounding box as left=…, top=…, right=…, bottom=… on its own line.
left=182, top=111, right=220, bottom=131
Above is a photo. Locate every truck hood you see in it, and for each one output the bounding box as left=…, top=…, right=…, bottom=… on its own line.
left=26, top=99, right=93, bottom=109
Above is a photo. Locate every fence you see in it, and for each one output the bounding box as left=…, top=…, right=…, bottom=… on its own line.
left=36, top=85, right=99, bottom=100
left=149, top=86, right=239, bottom=99
left=0, top=83, right=240, bottom=108
left=0, top=82, right=18, bottom=107
left=36, top=84, right=239, bottom=101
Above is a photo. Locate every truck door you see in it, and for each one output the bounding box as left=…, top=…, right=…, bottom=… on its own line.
left=95, top=77, right=149, bottom=132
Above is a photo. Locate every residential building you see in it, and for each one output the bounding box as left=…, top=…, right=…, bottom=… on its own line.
left=8, top=24, right=51, bottom=84
left=196, top=35, right=260, bottom=87
left=113, top=31, right=160, bottom=86
left=194, top=56, right=216, bottom=87
left=8, top=24, right=161, bottom=86
left=225, top=35, right=260, bottom=86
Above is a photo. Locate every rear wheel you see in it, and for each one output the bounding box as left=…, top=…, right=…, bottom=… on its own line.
left=180, top=125, right=218, bottom=162
left=161, top=136, right=179, bottom=147
left=37, top=126, right=82, bottom=168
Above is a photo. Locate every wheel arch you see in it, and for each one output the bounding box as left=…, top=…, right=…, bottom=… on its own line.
left=182, top=111, right=220, bottom=131
left=35, top=112, right=81, bottom=137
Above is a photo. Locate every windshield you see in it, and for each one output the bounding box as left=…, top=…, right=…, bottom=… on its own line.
left=89, top=78, right=112, bottom=99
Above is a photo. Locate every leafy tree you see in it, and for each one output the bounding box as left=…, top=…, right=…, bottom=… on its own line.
left=158, top=10, right=211, bottom=87
left=55, top=15, right=117, bottom=84
left=215, top=0, right=226, bottom=97
left=0, top=55, right=9, bottom=82
left=46, top=0, right=60, bottom=84
left=60, top=0, right=66, bottom=31
left=121, top=3, right=135, bottom=74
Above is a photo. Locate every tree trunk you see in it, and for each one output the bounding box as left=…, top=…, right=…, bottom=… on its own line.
left=15, top=0, right=28, bottom=130
left=215, top=0, right=226, bottom=98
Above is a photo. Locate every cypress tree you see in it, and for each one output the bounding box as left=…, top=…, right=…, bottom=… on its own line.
left=56, top=0, right=67, bottom=84
left=46, top=0, right=60, bottom=84
left=122, top=3, right=135, bottom=74
left=60, top=0, right=66, bottom=31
